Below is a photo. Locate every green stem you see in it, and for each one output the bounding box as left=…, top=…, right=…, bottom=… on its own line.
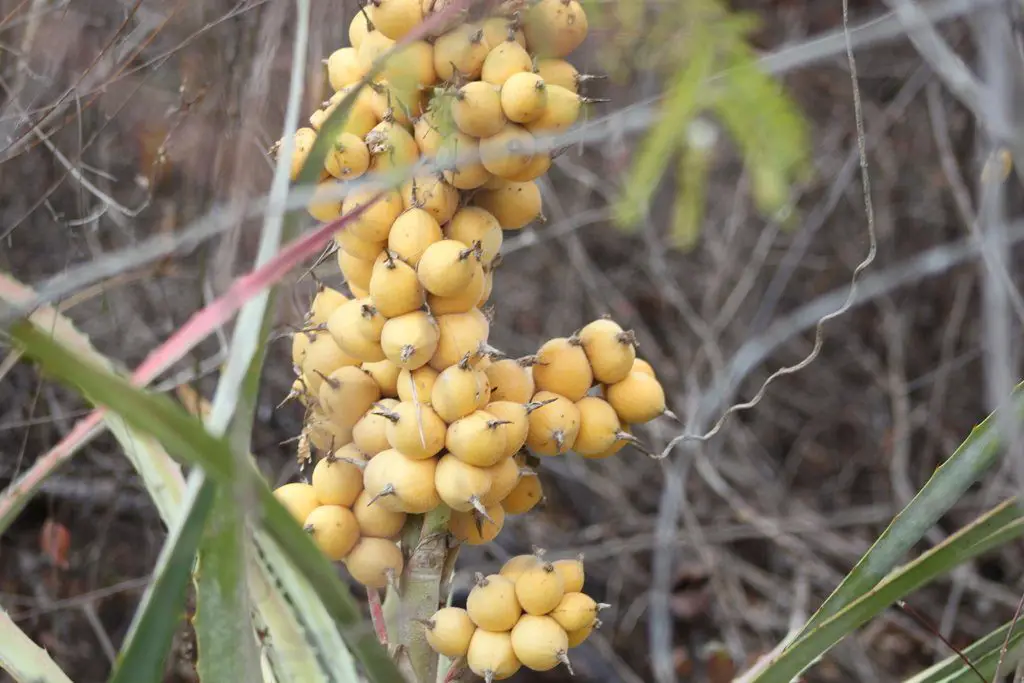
left=391, top=507, right=454, bottom=683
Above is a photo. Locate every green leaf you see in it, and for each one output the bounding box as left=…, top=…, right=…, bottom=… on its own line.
left=0, top=273, right=185, bottom=534
left=792, top=383, right=1024, bottom=639
left=0, top=605, right=74, bottom=683
left=613, top=36, right=714, bottom=230
left=253, top=532, right=362, bottom=682
left=751, top=499, right=1024, bottom=682
left=194, top=490, right=259, bottom=683
left=8, top=319, right=402, bottom=683
left=110, top=471, right=216, bottom=683
left=903, top=617, right=1024, bottom=683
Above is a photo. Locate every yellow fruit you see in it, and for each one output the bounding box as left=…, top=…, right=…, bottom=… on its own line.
left=361, top=359, right=400, bottom=397
left=352, top=488, right=407, bottom=538
left=430, top=308, right=490, bottom=370
left=549, top=592, right=601, bottom=632
left=525, top=84, right=582, bottom=133
left=446, top=410, right=508, bottom=467
left=485, top=356, right=536, bottom=404
left=450, top=504, right=505, bottom=545
left=356, top=30, right=396, bottom=72
left=514, top=560, right=565, bottom=615
left=292, top=331, right=313, bottom=369
left=324, top=132, right=370, bottom=180
left=578, top=318, right=637, bottom=384
left=510, top=615, right=570, bottom=672
left=273, top=482, right=320, bottom=525
left=348, top=6, right=375, bottom=50
left=301, top=333, right=361, bottom=395
left=327, top=47, right=367, bottom=90
left=552, top=556, right=585, bottom=593
left=467, top=629, right=521, bottom=682
left=438, top=132, right=493, bottom=190
left=605, top=371, right=669, bottom=423
left=413, top=109, right=448, bottom=156
left=317, top=365, right=382, bottom=428
left=431, top=359, right=487, bottom=422
left=480, top=123, right=536, bottom=179
left=435, top=453, right=493, bottom=512
left=500, top=554, right=541, bottom=582
left=427, top=262, right=486, bottom=314
left=365, top=119, right=420, bottom=173
left=368, top=81, right=425, bottom=125
left=416, top=239, right=481, bottom=297
left=472, top=179, right=542, bottom=229
left=371, top=0, right=424, bottom=40
left=572, top=396, right=625, bottom=456
left=311, top=445, right=367, bottom=506
left=452, top=81, right=507, bottom=138
left=324, top=84, right=380, bottom=137
left=478, top=267, right=495, bottom=307
left=481, top=38, right=532, bottom=86
left=363, top=448, right=440, bottom=513
left=344, top=537, right=404, bottom=588
left=501, top=151, right=551, bottom=182
left=341, top=187, right=404, bottom=243
left=402, top=174, right=459, bottom=222
left=336, top=229, right=386, bottom=262
left=534, top=58, right=581, bottom=93
left=306, top=411, right=355, bottom=452
left=381, top=42, right=437, bottom=91
left=278, top=127, right=317, bottom=180
left=424, top=606, right=476, bottom=658
left=532, top=336, right=593, bottom=401
left=308, top=286, right=350, bottom=326
left=434, top=24, right=490, bottom=81
left=397, top=365, right=438, bottom=404
left=566, top=621, right=596, bottom=648
left=445, top=207, right=503, bottom=265
left=480, top=16, right=526, bottom=50
left=303, top=505, right=360, bottom=561
left=308, top=181, right=345, bottom=223
left=500, top=71, right=548, bottom=124
left=368, top=250, right=424, bottom=318
left=327, top=296, right=386, bottom=344
left=632, top=358, right=655, bottom=377
left=482, top=400, right=530, bottom=457
left=388, top=207, right=444, bottom=267
left=524, top=0, right=589, bottom=58
left=352, top=398, right=398, bottom=455
left=466, top=573, right=521, bottom=631
left=480, top=455, right=520, bottom=506
left=337, top=250, right=375, bottom=293
left=525, top=391, right=580, bottom=456
left=380, top=310, right=440, bottom=370
left=377, top=400, right=447, bottom=459
left=501, top=474, right=542, bottom=514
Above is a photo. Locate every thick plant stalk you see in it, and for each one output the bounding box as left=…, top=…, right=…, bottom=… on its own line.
left=382, top=507, right=456, bottom=683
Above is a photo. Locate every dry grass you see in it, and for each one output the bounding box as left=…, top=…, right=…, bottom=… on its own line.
left=1, top=0, right=1022, bottom=681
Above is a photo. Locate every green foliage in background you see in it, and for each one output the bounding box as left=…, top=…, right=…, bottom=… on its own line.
left=593, top=0, right=813, bottom=249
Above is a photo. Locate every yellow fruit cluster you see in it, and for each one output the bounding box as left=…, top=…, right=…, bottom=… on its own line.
left=271, top=1, right=604, bottom=592
left=526, top=317, right=670, bottom=458
left=423, top=551, right=606, bottom=681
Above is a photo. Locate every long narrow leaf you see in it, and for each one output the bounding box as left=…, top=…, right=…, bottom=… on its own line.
left=904, top=617, right=1024, bottom=683
left=110, top=471, right=216, bottom=683
left=793, top=382, right=1024, bottom=632
left=9, top=319, right=401, bottom=682
left=0, top=273, right=186, bottom=531
left=752, top=499, right=1024, bottom=682
left=254, top=532, right=363, bottom=682
left=0, top=606, right=74, bottom=683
